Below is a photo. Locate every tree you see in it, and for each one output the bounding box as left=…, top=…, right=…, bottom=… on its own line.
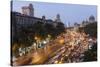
left=84, top=22, right=97, bottom=38
left=83, top=43, right=97, bottom=61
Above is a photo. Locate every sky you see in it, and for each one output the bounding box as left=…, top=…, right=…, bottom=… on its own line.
left=12, top=1, right=97, bottom=26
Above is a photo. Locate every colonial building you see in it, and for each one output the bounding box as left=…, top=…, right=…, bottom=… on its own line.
left=11, top=3, right=64, bottom=43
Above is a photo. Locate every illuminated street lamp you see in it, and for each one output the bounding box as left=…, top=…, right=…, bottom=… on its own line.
left=33, top=43, right=37, bottom=51
left=43, top=40, right=47, bottom=44
left=34, top=36, right=38, bottom=40
left=48, top=34, right=51, bottom=38
left=34, top=36, right=41, bottom=49
left=59, top=38, right=65, bottom=44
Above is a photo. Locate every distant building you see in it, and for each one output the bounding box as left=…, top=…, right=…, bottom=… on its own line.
left=53, top=14, right=63, bottom=27
left=42, top=15, right=46, bottom=23
left=11, top=11, right=55, bottom=43
left=80, top=20, right=88, bottom=27
left=89, top=15, right=95, bottom=23
left=22, top=4, right=34, bottom=17
left=55, top=14, right=62, bottom=22
left=73, top=15, right=96, bottom=29
left=12, top=12, right=41, bottom=27
left=11, top=4, right=64, bottom=42
left=11, top=11, right=54, bottom=32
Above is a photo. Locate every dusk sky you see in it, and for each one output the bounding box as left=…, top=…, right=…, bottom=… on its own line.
left=12, top=1, right=97, bottom=26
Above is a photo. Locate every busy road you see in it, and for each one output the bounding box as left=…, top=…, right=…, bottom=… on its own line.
left=13, top=29, right=96, bottom=66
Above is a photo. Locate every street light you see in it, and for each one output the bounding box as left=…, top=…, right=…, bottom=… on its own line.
left=59, top=39, right=64, bottom=44
left=43, top=40, right=47, bottom=44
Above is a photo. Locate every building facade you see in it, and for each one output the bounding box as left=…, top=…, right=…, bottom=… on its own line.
left=11, top=3, right=64, bottom=43
left=22, top=4, right=34, bottom=17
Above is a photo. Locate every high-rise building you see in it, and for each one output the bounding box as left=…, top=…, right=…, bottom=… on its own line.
left=22, top=3, right=34, bottom=17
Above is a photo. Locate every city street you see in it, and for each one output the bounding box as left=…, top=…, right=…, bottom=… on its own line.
left=13, top=29, right=94, bottom=66
left=11, top=1, right=97, bottom=66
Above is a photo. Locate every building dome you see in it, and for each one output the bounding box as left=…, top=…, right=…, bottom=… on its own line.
left=55, top=14, right=61, bottom=22
left=57, top=14, right=60, bottom=19
left=42, top=15, right=46, bottom=20
left=29, top=3, right=33, bottom=8
left=89, top=15, right=95, bottom=22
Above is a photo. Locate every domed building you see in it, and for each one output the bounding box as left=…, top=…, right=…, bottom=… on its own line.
left=89, top=15, right=95, bottom=23
left=55, top=14, right=62, bottom=22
